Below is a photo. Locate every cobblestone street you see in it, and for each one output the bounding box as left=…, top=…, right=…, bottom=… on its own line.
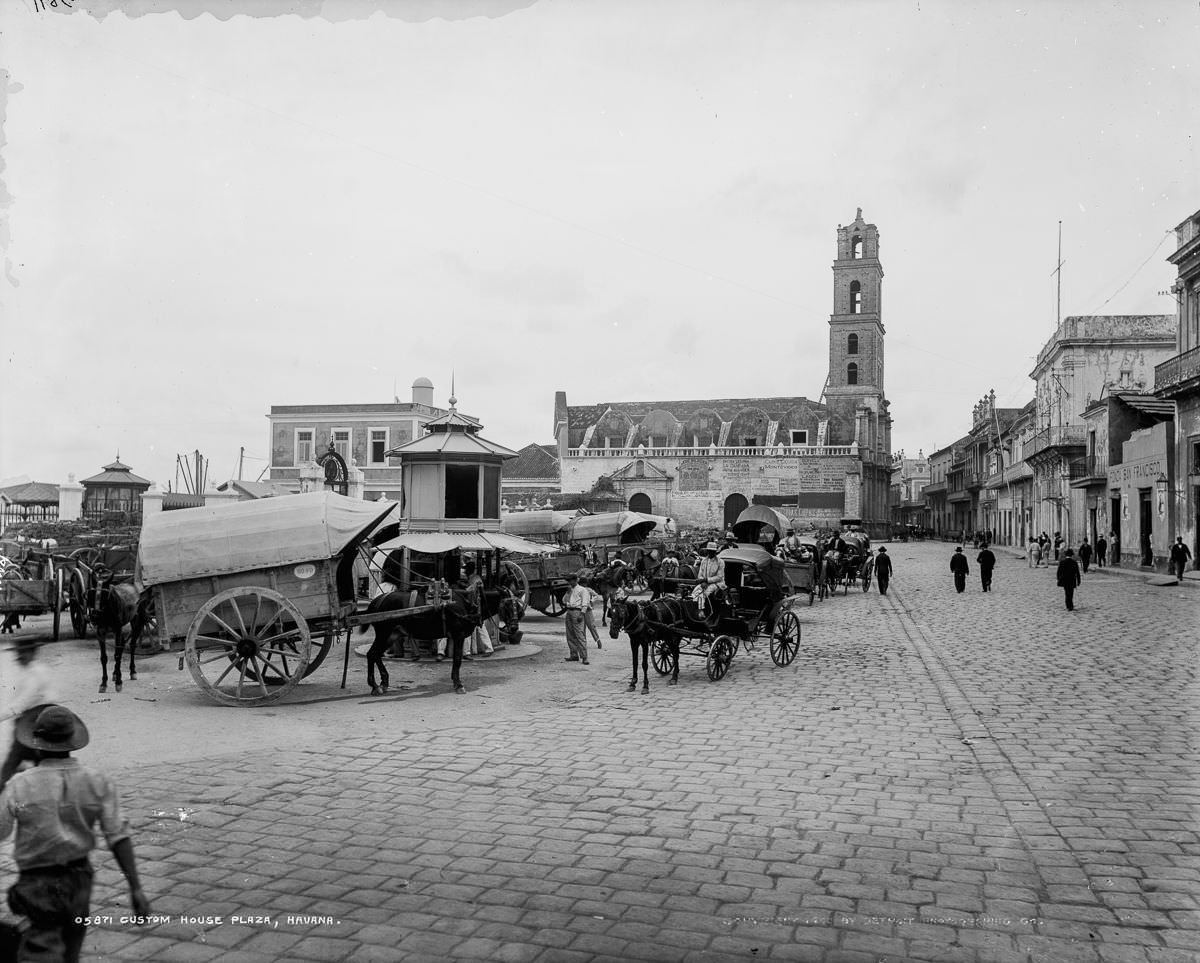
left=8, top=542, right=1198, bottom=963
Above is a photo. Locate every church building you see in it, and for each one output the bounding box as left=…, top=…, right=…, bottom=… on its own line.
left=554, top=210, right=894, bottom=534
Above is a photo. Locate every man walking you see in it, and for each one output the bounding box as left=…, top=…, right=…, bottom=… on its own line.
left=1169, top=536, right=1193, bottom=581
left=873, top=546, right=893, bottom=595
left=1095, top=534, right=1108, bottom=568
left=950, top=546, right=970, bottom=594
left=1, top=637, right=56, bottom=793
left=0, top=704, right=150, bottom=962
left=562, top=574, right=590, bottom=665
left=1078, top=539, right=1093, bottom=574
left=1057, top=548, right=1082, bottom=610
left=976, top=542, right=996, bottom=592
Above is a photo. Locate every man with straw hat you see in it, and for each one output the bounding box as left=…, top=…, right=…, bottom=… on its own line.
left=0, top=704, right=150, bottom=961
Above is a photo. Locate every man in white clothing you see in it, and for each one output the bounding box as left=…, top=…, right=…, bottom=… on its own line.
left=0, top=638, right=56, bottom=793
left=691, top=541, right=727, bottom=614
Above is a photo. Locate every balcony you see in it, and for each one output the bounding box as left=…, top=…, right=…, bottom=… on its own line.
left=1023, top=426, right=1088, bottom=461
left=1068, top=452, right=1110, bottom=487
left=1154, top=345, right=1200, bottom=398
left=565, top=444, right=859, bottom=459
left=922, top=480, right=947, bottom=496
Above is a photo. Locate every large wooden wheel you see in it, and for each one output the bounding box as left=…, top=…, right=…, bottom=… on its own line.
left=51, top=570, right=63, bottom=642
left=68, top=568, right=90, bottom=639
left=500, top=561, right=529, bottom=618
left=651, top=641, right=674, bottom=676
left=771, top=610, right=800, bottom=667
left=185, top=586, right=311, bottom=707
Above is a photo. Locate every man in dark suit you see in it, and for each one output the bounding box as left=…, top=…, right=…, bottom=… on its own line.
left=873, top=547, right=893, bottom=595
left=976, top=543, right=996, bottom=592
left=1057, top=548, right=1082, bottom=610
left=950, top=547, right=969, bottom=594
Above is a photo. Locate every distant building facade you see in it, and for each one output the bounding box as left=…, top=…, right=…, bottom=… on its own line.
left=500, top=444, right=560, bottom=512
left=1154, top=207, right=1200, bottom=570
left=267, top=378, right=462, bottom=501
left=555, top=210, right=894, bottom=533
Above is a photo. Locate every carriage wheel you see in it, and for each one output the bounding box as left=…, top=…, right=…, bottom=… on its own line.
left=68, top=570, right=89, bottom=639
left=706, top=635, right=735, bottom=681
left=500, top=561, right=529, bottom=618
left=862, top=572, right=871, bottom=592
left=771, top=611, right=800, bottom=667
left=651, top=641, right=673, bottom=676
left=185, top=586, right=311, bottom=707
left=252, top=628, right=333, bottom=679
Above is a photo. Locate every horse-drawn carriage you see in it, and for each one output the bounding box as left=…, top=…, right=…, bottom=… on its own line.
left=610, top=544, right=804, bottom=688
left=733, top=506, right=819, bottom=604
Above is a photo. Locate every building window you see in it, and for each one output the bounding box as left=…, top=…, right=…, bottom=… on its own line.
left=848, top=333, right=859, bottom=355
left=849, top=281, right=862, bottom=314
left=332, top=429, right=351, bottom=462
left=635, top=460, right=645, bottom=478
left=851, top=235, right=862, bottom=259
left=791, top=430, right=808, bottom=445
left=742, top=437, right=759, bottom=448
left=295, top=429, right=314, bottom=465
left=1191, top=438, right=1200, bottom=475
left=847, top=363, right=858, bottom=385
left=692, top=433, right=713, bottom=448
left=369, top=428, right=389, bottom=466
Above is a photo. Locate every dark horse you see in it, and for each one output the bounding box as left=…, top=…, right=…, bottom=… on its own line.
left=87, top=565, right=151, bottom=693
left=585, top=562, right=630, bottom=625
left=608, top=595, right=683, bottom=691
left=648, top=562, right=695, bottom=601
left=359, top=582, right=510, bottom=696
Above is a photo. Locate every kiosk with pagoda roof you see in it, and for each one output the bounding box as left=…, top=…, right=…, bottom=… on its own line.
left=81, top=457, right=152, bottom=524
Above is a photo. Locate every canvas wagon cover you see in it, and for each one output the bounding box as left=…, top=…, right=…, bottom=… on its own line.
left=138, top=491, right=396, bottom=588
left=565, top=511, right=656, bottom=543
left=499, top=510, right=573, bottom=538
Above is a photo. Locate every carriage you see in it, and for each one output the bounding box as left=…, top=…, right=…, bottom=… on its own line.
left=497, top=511, right=586, bottom=615
left=638, top=545, right=804, bottom=682
left=732, top=506, right=819, bottom=604
left=137, top=492, right=444, bottom=707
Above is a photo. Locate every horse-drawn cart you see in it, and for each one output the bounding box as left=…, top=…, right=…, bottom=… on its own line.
left=0, top=552, right=63, bottom=640
left=137, top=492, right=432, bottom=707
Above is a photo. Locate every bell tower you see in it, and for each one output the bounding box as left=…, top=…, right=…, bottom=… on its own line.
left=824, top=208, right=890, bottom=457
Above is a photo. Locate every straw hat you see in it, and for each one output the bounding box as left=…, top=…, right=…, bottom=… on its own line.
left=15, top=704, right=90, bottom=753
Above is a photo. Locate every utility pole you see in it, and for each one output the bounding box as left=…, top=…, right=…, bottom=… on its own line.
left=1053, top=220, right=1064, bottom=329
left=238, top=447, right=245, bottom=482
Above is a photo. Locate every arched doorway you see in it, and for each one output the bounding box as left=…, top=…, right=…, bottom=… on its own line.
left=628, top=493, right=652, bottom=514
left=723, top=493, right=748, bottom=530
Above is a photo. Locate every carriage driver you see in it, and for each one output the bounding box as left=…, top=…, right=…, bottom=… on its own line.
left=690, top=541, right=727, bottom=614
left=780, top=528, right=804, bottom=560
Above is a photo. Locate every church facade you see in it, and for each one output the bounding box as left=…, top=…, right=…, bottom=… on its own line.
left=554, top=210, right=894, bottom=534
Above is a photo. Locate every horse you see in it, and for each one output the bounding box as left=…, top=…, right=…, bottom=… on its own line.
left=648, top=561, right=696, bottom=600
left=584, top=562, right=630, bottom=625
left=607, top=594, right=683, bottom=691
left=359, top=581, right=505, bottom=696
left=87, top=565, right=151, bottom=693
left=818, top=552, right=841, bottom=599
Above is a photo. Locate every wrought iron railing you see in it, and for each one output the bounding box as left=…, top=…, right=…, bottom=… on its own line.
left=1023, top=426, right=1088, bottom=459
left=1154, top=345, right=1200, bottom=395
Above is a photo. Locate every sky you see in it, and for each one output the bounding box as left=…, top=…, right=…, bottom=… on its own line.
left=2, top=0, right=1198, bottom=490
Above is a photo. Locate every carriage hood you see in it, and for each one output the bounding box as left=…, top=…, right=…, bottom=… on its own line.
left=732, top=506, right=792, bottom=544
left=136, top=491, right=397, bottom=589
left=498, top=510, right=574, bottom=539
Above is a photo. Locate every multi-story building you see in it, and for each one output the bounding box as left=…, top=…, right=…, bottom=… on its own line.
left=1154, top=207, right=1200, bottom=570
left=554, top=210, right=894, bottom=534
left=890, top=451, right=930, bottom=530
left=1025, top=314, right=1175, bottom=550
left=267, top=378, right=463, bottom=501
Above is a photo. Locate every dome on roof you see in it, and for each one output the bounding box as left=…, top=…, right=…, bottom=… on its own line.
left=412, top=377, right=433, bottom=388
